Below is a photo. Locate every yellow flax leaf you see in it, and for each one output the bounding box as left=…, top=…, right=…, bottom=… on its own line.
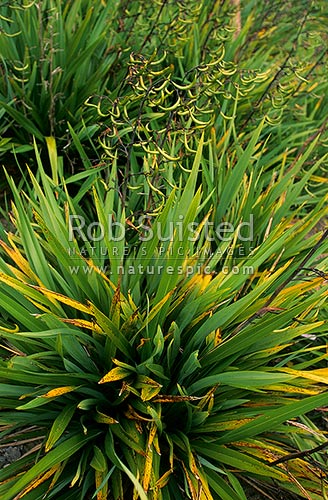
left=155, top=469, right=173, bottom=489
left=0, top=240, right=37, bottom=280
left=43, top=386, right=77, bottom=398
left=143, top=447, right=153, bottom=492
left=95, top=470, right=108, bottom=500
left=61, top=318, right=103, bottom=334
left=28, top=285, right=90, bottom=314
left=94, top=410, right=118, bottom=425
left=266, top=384, right=320, bottom=395
left=280, top=367, right=328, bottom=384
left=98, top=367, right=131, bottom=384
left=148, top=423, right=157, bottom=449
left=14, top=466, right=59, bottom=499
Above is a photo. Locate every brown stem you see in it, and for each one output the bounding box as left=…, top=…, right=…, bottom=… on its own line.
left=270, top=441, right=328, bottom=466
left=232, top=0, right=241, bottom=39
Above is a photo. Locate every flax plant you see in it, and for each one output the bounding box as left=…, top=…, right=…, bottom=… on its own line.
left=0, top=139, right=327, bottom=499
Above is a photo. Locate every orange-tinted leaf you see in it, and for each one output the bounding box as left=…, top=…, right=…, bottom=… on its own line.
left=98, top=367, right=132, bottom=384
left=94, top=409, right=118, bottom=425
left=15, top=466, right=59, bottom=499
left=43, top=386, right=77, bottom=398
left=60, top=318, right=103, bottom=333
left=28, top=285, right=90, bottom=313
left=142, top=447, right=153, bottom=492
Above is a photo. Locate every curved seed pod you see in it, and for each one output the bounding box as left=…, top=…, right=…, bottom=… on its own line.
left=189, top=111, right=213, bottom=126
left=155, top=145, right=180, bottom=161
left=205, top=48, right=226, bottom=67
left=220, top=111, right=235, bottom=120
left=219, top=66, right=237, bottom=76
left=177, top=108, right=192, bottom=116
left=146, top=176, right=166, bottom=200
left=13, top=62, right=29, bottom=71
left=149, top=51, right=167, bottom=66
left=2, top=29, right=22, bottom=37
left=139, top=146, right=160, bottom=155
left=152, top=79, right=171, bottom=92
left=12, top=74, right=29, bottom=83
left=138, top=76, right=150, bottom=92
left=194, top=105, right=214, bottom=114
left=145, top=122, right=167, bottom=134
left=183, top=134, right=198, bottom=154
left=158, top=96, right=181, bottom=112
left=187, top=89, right=199, bottom=100
left=171, top=77, right=198, bottom=91
left=108, top=106, right=121, bottom=119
